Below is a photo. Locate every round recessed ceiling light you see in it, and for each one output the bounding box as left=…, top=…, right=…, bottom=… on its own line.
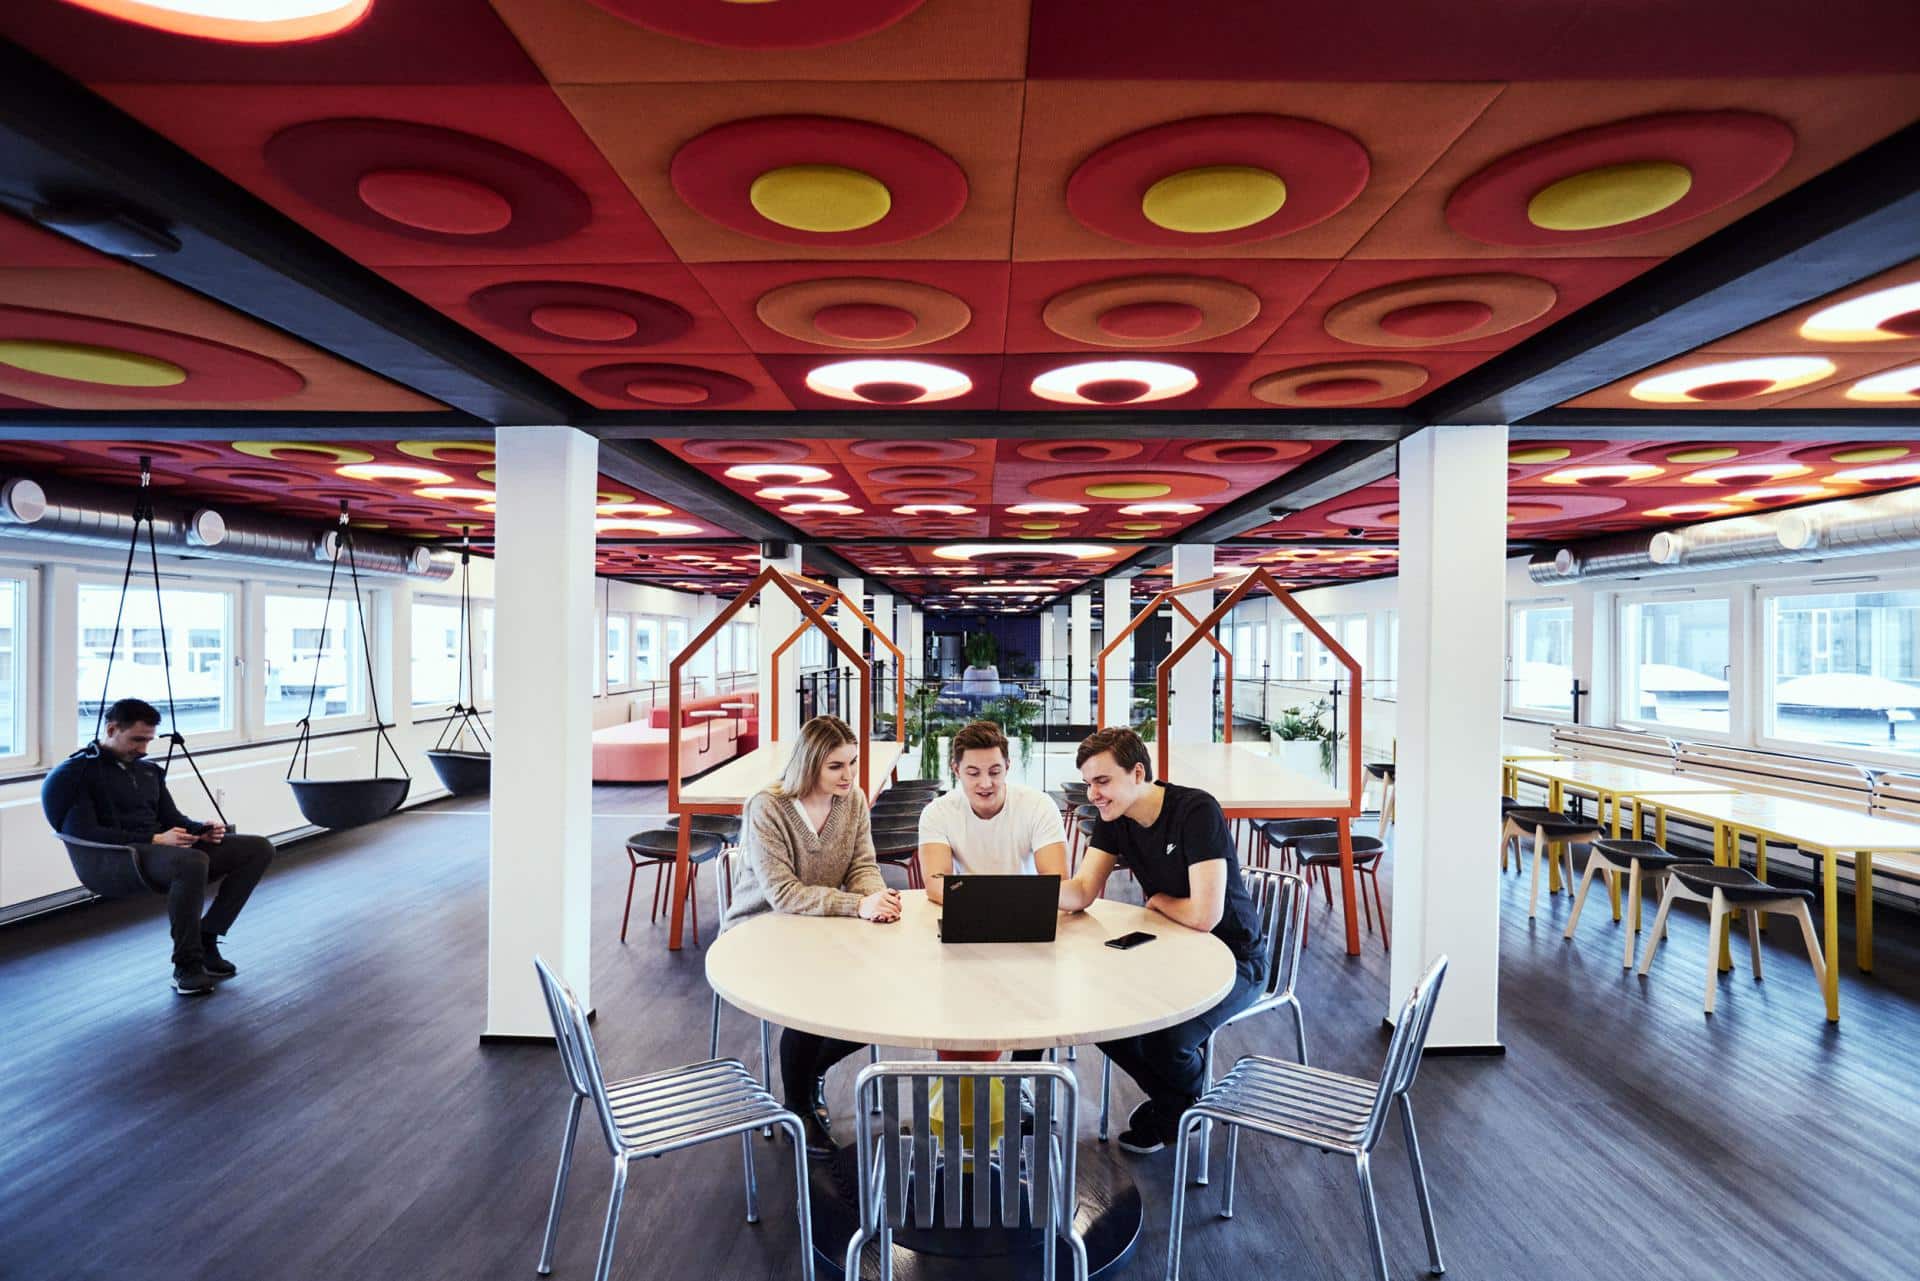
left=1629, top=357, right=1835, bottom=404
left=723, top=463, right=834, bottom=483
left=804, top=358, right=972, bottom=405
left=782, top=503, right=864, bottom=516
left=756, top=486, right=849, bottom=503
left=1118, top=502, right=1203, bottom=516
left=894, top=504, right=975, bottom=516
left=1800, top=281, right=1920, bottom=343
left=59, top=0, right=372, bottom=42
left=412, top=487, right=497, bottom=502
left=336, top=463, right=454, bottom=484
left=1843, top=363, right=1920, bottom=404
left=1538, top=464, right=1667, bottom=486
left=931, top=542, right=1119, bottom=562
left=1681, top=462, right=1811, bottom=486
left=596, top=502, right=674, bottom=517
left=1029, top=359, right=1197, bottom=406
left=595, top=518, right=704, bottom=536
left=1644, top=503, right=1740, bottom=519
left=1831, top=462, right=1920, bottom=484
left=1736, top=486, right=1832, bottom=504
left=1007, top=502, right=1089, bottom=516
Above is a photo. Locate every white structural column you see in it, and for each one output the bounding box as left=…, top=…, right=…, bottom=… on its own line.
left=895, top=600, right=918, bottom=684
left=1068, top=591, right=1093, bottom=723
left=1101, top=575, right=1134, bottom=728
left=759, top=543, right=804, bottom=742
left=1392, top=424, right=1508, bottom=1049
left=486, top=426, right=597, bottom=1039
left=870, top=589, right=895, bottom=716
left=835, top=575, right=865, bottom=660
left=1046, top=603, right=1069, bottom=701
left=1168, top=544, right=1215, bottom=744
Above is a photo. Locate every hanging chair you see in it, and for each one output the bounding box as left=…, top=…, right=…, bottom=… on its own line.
left=286, top=504, right=410, bottom=830
left=52, top=458, right=232, bottom=899
left=425, top=530, right=491, bottom=797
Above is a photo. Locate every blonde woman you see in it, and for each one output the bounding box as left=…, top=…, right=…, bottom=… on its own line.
left=723, top=715, right=900, bottom=1157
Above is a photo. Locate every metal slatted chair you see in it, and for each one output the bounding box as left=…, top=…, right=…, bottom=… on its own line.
left=844, top=1061, right=1089, bottom=1281
left=1166, top=955, right=1449, bottom=1281
left=1095, top=868, right=1310, bottom=1151
left=533, top=956, right=813, bottom=1281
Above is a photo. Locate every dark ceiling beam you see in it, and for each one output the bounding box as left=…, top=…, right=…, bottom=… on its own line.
left=581, top=409, right=1414, bottom=441
left=0, top=412, right=487, bottom=439
left=1514, top=409, right=1920, bottom=439
left=0, top=39, right=580, bottom=426
left=1419, top=120, right=1920, bottom=427
left=594, top=438, right=861, bottom=581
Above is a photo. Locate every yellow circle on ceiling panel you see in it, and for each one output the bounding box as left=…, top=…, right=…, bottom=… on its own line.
left=1085, top=481, right=1172, bottom=500
left=0, top=339, right=187, bottom=387
left=1140, top=166, right=1286, bottom=234
left=1831, top=446, right=1910, bottom=463
left=233, top=441, right=376, bottom=464
left=1121, top=522, right=1165, bottom=531
left=749, top=165, right=892, bottom=233
left=1665, top=446, right=1741, bottom=463
left=1507, top=446, right=1571, bottom=464
left=1526, top=161, right=1693, bottom=231
left=1020, top=521, right=1063, bottom=531
left=396, top=440, right=496, bottom=462
left=478, top=468, right=497, bottom=482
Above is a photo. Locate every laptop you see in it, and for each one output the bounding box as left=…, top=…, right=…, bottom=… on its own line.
left=938, top=874, right=1061, bottom=944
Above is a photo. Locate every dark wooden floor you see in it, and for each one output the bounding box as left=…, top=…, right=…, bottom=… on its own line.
left=4, top=789, right=1919, bottom=1281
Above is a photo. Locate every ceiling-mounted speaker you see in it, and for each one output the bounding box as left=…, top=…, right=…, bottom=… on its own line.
left=31, top=198, right=181, bottom=258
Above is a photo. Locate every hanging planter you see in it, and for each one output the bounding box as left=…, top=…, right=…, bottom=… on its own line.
left=424, top=529, right=492, bottom=797
left=286, top=503, right=411, bottom=830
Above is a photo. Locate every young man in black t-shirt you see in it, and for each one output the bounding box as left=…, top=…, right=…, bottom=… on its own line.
left=1057, top=726, right=1266, bottom=1154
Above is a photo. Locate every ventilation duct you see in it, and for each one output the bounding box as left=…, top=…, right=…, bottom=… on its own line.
left=0, top=476, right=453, bottom=579
left=1531, top=486, right=1920, bottom=585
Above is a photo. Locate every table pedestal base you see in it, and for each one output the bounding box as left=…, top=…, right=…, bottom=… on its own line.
left=810, top=1146, right=1141, bottom=1279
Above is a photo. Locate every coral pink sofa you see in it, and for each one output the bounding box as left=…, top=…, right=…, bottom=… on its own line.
left=591, top=691, right=758, bottom=783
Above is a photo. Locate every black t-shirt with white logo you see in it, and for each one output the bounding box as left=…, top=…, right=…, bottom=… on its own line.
left=1089, top=781, right=1263, bottom=968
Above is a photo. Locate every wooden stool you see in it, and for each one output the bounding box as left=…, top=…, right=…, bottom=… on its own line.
left=1501, top=807, right=1602, bottom=919
left=1563, top=838, right=1688, bottom=968
left=1637, top=864, right=1827, bottom=1016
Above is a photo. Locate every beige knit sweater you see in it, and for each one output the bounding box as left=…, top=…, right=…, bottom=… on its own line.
left=723, top=786, right=887, bottom=926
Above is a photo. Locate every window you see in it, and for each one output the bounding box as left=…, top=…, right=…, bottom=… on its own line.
left=1253, top=623, right=1268, bottom=679
left=1281, top=624, right=1307, bottom=681
left=633, top=617, right=660, bottom=684
left=1620, top=596, right=1731, bottom=733
left=1378, top=610, right=1399, bottom=700
left=666, top=617, right=688, bottom=660
left=798, top=625, right=828, bottom=670
left=1509, top=603, right=1575, bottom=716
left=1340, top=616, right=1368, bottom=685
left=1230, top=623, right=1252, bottom=672
left=79, top=582, right=234, bottom=740
left=0, top=576, right=27, bottom=761
left=1765, top=587, right=1920, bottom=758
left=606, top=612, right=629, bottom=689
left=412, top=599, right=464, bottom=708
left=723, top=621, right=756, bottom=674
left=264, top=592, right=368, bottom=725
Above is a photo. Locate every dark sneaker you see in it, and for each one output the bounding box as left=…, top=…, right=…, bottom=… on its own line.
left=172, top=964, right=216, bottom=996
left=200, top=935, right=237, bottom=979
left=788, top=1099, right=838, bottom=1159
left=1116, top=1100, right=1166, bottom=1154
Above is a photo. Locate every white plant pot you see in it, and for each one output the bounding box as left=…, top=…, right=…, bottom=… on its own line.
left=1269, top=736, right=1329, bottom=782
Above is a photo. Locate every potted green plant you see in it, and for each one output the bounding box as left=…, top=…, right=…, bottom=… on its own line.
left=1268, top=700, right=1339, bottom=779
left=959, top=632, right=1002, bottom=697
left=982, top=693, right=1038, bottom=764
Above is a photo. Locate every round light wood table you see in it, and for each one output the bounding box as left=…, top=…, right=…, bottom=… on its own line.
left=708, top=891, right=1237, bottom=1279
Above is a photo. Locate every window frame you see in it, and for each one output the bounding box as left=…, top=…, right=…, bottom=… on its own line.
left=408, top=593, right=468, bottom=713
left=1754, top=573, right=1920, bottom=769
left=1613, top=588, right=1736, bottom=742
left=1506, top=599, right=1577, bottom=722
left=0, top=564, right=40, bottom=772
left=77, top=571, right=243, bottom=750
left=259, top=584, right=376, bottom=734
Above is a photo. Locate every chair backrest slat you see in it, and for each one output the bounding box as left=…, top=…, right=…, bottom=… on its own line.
left=1361, top=955, right=1449, bottom=1147
left=533, top=956, right=623, bottom=1153
left=941, top=1074, right=964, bottom=1226
left=910, top=1081, right=934, bottom=1229
left=1244, top=866, right=1308, bottom=1004
left=881, top=1078, right=905, bottom=1226
left=972, top=1076, right=993, bottom=1225
left=1030, top=1075, right=1053, bottom=1229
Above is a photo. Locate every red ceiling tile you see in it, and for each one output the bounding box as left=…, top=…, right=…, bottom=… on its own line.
left=688, top=261, right=1010, bottom=355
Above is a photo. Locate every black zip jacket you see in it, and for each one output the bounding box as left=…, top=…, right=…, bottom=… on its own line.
left=40, top=745, right=207, bottom=846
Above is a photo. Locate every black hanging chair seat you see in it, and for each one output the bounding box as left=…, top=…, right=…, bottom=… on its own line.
left=425, top=748, right=491, bottom=797
left=284, top=505, right=414, bottom=830
left=56, top=834, right=164, bottom=899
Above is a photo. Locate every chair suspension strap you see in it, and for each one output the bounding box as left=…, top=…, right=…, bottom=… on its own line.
left=342, top=505, right=408, bottom=781
left=288, top=505, right=346, bottom=781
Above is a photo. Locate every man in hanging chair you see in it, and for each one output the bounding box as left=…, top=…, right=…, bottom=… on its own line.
left=41, top=698, right=276, bottom=996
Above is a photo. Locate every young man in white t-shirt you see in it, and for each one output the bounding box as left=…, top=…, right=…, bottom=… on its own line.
left=917, top=720, right=1069, bottom=1065
left=917, top=719, right=1069, bottom=902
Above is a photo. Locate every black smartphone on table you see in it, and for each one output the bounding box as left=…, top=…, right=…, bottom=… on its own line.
left=1105, top=931, right=1156, bottom=950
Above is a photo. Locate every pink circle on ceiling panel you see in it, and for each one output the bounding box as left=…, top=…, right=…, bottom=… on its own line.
left=1182, top=440, right=1314, bottom=464
left=265, top=118, right=591, bottom=249
left=582, top=0, right=928, bottom=49
left=1015, top=440, right=1143, bottom=463
left=578, top=362, right=753, bottom=408
left=814, top=303, right=919, bottom=342
left=469, top=281, right=693, bottom=347
left=867, top=464, right=977, bottom=486
left=849, top=439, right=977, bottom=462
left=1377, top=299, right=1495, bottom=339
left=679, top=439, right=812, bottom=464
left=1097, top=301, right=1205, bottom=340
left=355, top=170, right=514, bottom=235
left=68, top=440, right=227, bottom=465
left=878, top=487, right=973, bottom=504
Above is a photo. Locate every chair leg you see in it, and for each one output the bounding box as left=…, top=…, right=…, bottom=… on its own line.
left=781, top=1114, right=816, bottom=1281
left=1621, top=861, right=1643, bottom=968
left=1369, top=868, right=1390, bottom=950
left=1194, top=1036, right=1214, bottom=1186
left=650, top=861, right=667, bottom=924
left=1704, top=890, right=1728, bottom=1016
left=1354, top=1153, right=1391, bottom=1281
left=741, top=1130, right=761, bottom=1224
left=1527, top=826, right=1547, bottom=918
left=1786, top=901, right=1829, bottom=995
left=1562, top=854, right=1602, bottom=940
left=1290, top=999, right=1309, bottom=1066
left=1165, top=1113, right=1202, bottom=1281
left=620, top=858, right=641, bottom=945
left=1747, top=910, right=1765, bottom=980
left=1398, top=1096, right=1445, bottom=1276
left=710, top=990, right=722, bottom=1061
left=687, top=864, right=702, bottom=949
left=761, top=1020, right=775, bottom=1140
left=1220, top=1123, right=1241, bottom=1219
left=1637, top=881, right=1680, bottom=977
left=1098, top=1054, right=1112, bottom=1141
left=536, top=1095, right=583, bottom=1275
left=592, top=1155, right=630, bottom=1281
